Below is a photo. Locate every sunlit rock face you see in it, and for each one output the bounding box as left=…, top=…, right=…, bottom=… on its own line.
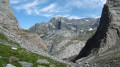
left=0, top=0, right=21, bottom=29
left=0, top=0, right=48, bottom=54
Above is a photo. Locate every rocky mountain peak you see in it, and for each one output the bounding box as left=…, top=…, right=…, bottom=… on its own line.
left=107, top=0, right=120, bottom=5
left=53, top=16, right=67, bottom=20
left=106, top=0, right=120, bottom=25
left=30, top=17, right=99, bottom=39
left=49, top=16, right=67, bottom=24
left=74, top=0, right=120, bottom=62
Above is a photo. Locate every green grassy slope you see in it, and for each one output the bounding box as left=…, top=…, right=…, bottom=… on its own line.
left=0, top=32, right=67, bottom=67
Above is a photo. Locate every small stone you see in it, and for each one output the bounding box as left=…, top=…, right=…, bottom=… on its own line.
left=94, top=63, right=97, bottom=66
left=11, top=47, right=17, bottom=50
left=0, top=56, right=2, bottom=58
left=19, top=61, right=33, bottom=67
left=37, top=59, right=50, bottom=64
left=50, top=64, right=55, bottom=67
left=38, top=66, right=46, bottom=67
left=9, top=56, right=19, bottom=62
left=6, top=64, right=16, bottom=67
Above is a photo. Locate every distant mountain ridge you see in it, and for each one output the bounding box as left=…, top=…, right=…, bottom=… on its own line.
left=30, top=17, right=99, bottom=38
left=30, top=17, right=100, bottom=44
left=29, top=17, right=100, bottom=59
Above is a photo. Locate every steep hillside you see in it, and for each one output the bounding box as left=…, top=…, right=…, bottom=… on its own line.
left=0, top=33, right=67, bottom=67
left=48, top=30, right=96, bottom=59
left=0, top=0, right=70, bottom=67
left=74, top=0, right=120, bottom=67
left=0, top=0, right=48, bottom=53
left=30, top=17, right=99, bottom=59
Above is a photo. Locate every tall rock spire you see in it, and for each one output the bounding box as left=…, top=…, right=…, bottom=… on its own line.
left=74, top=0, right=120, bottom=61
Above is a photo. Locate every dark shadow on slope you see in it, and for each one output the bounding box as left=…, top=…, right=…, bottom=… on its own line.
left=73, top=4, right=112, bottom=62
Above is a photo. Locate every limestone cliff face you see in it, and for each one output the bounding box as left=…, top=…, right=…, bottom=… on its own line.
left=74, top=0, right=120, bottom=65
left=0, top=0, right=21, bottom=29
left=0, top=0, right=48, bottom=53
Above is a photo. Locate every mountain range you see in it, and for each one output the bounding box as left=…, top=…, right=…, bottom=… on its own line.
left=29, top=17, right=100, bottom=59
left=0, top=0, right=120, bottom=67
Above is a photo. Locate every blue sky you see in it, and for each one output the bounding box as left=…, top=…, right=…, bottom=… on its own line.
left=10, top=0, right=106, bottom=29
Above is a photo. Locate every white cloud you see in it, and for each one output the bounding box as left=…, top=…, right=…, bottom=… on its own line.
left=56, top=14, right=100, bottom=19
left=39, top=3, right=69, bottom=17
left=14, top=0, right=39, bottom=14
left=90, top=14, right=101, bottom=18
left=53, top=15, right=82, bottom=19
left=11, top=0, right=107, bottom=18
left=34, top=9, right=40, bottom=15
left=65, top=0, right=82, bottom=9
left=65, top=0, right=107, bottom=9
left=14, top=0, right=48, bottom=15
left=10, top=0, right=20, bottom=4
left=68, top=16, right=82, bottom=19
left=10, top=0, right=28, bottom=4
left=23, top=0, right=38, bottom=8
left=40, top=4, right=56, bottom=12
left=40, top=3, right=66, bottom=14
left=100, top=0, right=107, bottom=5
left=43, top=14, right=53, bottom=17
left=57, top=15, right=70, bottom=17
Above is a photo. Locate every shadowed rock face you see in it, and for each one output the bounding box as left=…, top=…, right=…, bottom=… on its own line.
left=57, top=21, right=61, bottom=29
left=74, top=0, right=120, bottom=62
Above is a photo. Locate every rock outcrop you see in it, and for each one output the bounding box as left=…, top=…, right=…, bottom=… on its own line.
left=74, top=0, right=120, bottom=66
left=0, top=0, right=48, bottom=53
left=0, top=0, right=21, bottom=29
